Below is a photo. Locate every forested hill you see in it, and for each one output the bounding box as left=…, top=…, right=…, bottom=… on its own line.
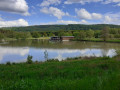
left=3, top=24, right=120, bottom=32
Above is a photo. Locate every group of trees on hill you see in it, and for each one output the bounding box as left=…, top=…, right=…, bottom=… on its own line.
left=3, top=24, right=120, bottom=32
left=0, top=26, right=120, bottom=41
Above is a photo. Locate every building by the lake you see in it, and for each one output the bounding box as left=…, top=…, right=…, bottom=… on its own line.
left=50, top=36, right=74, bottom=41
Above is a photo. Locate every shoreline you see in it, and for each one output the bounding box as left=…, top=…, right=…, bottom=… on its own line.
left=72, top=39, right=120, bottom=43
left=1, top=37, right=120, bottom=43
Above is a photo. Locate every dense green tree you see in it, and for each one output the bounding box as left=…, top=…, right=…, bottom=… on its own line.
left=31, top=31, right=41, bottom=38
left=26, top=32, right=32, bottom=38
left=49, top=33, right=55, bottom=37
left=101, top=26, right=109, bottom=41
left=73, top=31, right=86, bottom=40
left=58, top=30, right=65, bottom=36
left=5, top=24, right=120, bottom=32
left=114, top=34, right=120, bottom=38
left=86, top=30, right=94, bottom=38
left=43, top=32, right=47, bottom=37
left=94, top=30, right=101, bottom=38
left=78, top=31, right=86, bottom=40
left=73, top=31, right=80, bottom=39
left=0, top=33, right=5, bottom=39
left=109, top=34, right=114, bottom=39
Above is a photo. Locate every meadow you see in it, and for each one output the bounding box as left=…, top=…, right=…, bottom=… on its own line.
left=0, top=57, right=120, bottom=90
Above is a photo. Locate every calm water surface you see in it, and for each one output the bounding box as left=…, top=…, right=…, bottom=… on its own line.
left=0, top=40, right=120, bottom=64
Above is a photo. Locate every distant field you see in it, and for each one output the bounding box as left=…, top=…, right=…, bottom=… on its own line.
left=0, top=57, right=120, bottom=90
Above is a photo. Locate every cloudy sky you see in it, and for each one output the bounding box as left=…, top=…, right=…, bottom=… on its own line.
left=0, top=0, right=120, bottom=27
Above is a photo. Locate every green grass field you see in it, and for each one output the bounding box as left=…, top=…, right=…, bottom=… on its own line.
left=0, top=57, right=120, bottom=90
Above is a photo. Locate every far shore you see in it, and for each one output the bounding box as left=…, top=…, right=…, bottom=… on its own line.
left=1, top=37, right=120, bottom=43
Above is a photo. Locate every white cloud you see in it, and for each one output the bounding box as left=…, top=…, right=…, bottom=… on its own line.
left=116, top=3, right=120, bottom=6
left=92, top=13, right=102, bottom=19
left=101, top=12, right=120, bottom=24
left=64, top=0, right=120, bottom=6
left=0, top=19, right=29, bottom=27
left=103, top=15, right=120, bottom=24
left=40, top=7, right=120, bottom=25
left=40, top=20, right=88, bottom=25
left=75, top=8, right=92, bottom=19
left=104, top=16, right=112, bottom=23
left=104, top=0, right=120, bottom=4
left=0, top=17, right=2, bottom=21
left=40, top=7, right=69, bottom=19
left=0, top=0, right=30, bottom=16
left=40, top=0, right=61, bottom=7
left=64, top=0, right=102, bottom=4
left=0, top=15, right=3, bottom=21
left=74, top=8, right=120, bottom=24
left=75, top=8, right=102, bottom=20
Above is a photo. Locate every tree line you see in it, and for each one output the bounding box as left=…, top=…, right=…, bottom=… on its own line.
left=0, top=26, right=120, bottom=41
left=3, top=24, right=120, bottom=32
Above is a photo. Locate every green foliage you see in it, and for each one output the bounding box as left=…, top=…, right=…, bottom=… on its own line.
left=78, top=31, right=86, bottom=40
left=6, top=62, right=11, bottom=65
left=94, top=30, right=101, bottom=38
left=86, top=29, right=94, bottom=38
left=58, top=30, right=65, bottom=36
left=101, top=26, right=110, bottom=41
left=0, top=25, right=120, bottom=41
left=46, top=59, right=59, bottom=62
left=1, top=58, right=120, bottom=89
left=4, top=24, right=120, bottom=32
left=73, top=31, right=86, bottom=40
left=0, top=33, right=5, bottom=39
left=64, top=31, right=73, bottom=36
left=31, top=31, right=41, bottom=38
left=26, top=55, right=33, bottom=64
left=49, top=33, right=55, bottom=37
left=73, top=31, right=79, bottom=39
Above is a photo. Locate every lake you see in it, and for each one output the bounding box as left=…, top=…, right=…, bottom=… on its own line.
left=0, top=40, right=119, bottom=64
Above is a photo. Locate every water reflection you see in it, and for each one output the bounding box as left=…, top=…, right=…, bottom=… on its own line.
left=0, top=40, right=119, bottom=64
left=29, top=48, right=116, bottom=61
left=0, top=46, right=29, bottom=63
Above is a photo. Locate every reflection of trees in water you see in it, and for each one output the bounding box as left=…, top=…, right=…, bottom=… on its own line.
left=101, top=43, right=110, bottom=56
left=100, top=43, right=117, bottom=57
left=44, top=50, right=48, bottom=61
left=0, top=40, right=120, bottom=51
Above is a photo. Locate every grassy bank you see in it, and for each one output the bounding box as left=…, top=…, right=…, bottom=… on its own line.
left=27, top=37, right=50, bottom=40
left=72, top=38, right=120, bottom=43
left=0, top=37, right=50, bottom=42
left=0, top=57, right=120, bottom=90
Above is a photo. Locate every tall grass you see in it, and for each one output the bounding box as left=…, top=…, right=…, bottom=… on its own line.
left=0, top=57, right=120, bottom=89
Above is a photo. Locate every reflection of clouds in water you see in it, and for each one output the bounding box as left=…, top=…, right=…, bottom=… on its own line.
left=107, top=49, right=116, bottom=57
left=0, top=46, right=29, bottom=63
left=0, top=46, right=117, bottom=63
left=39, top=48, right=116, bottom=61
left=40, top=49, right=90, bottom=61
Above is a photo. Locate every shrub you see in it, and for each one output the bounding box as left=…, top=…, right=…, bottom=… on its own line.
left=46, top=59, right=59, bottom=62
left=12, top=62, right=16, bottom=65
left=6, top=62, right=11, bottom=65
left=26, top=55, right=33, bottom=64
